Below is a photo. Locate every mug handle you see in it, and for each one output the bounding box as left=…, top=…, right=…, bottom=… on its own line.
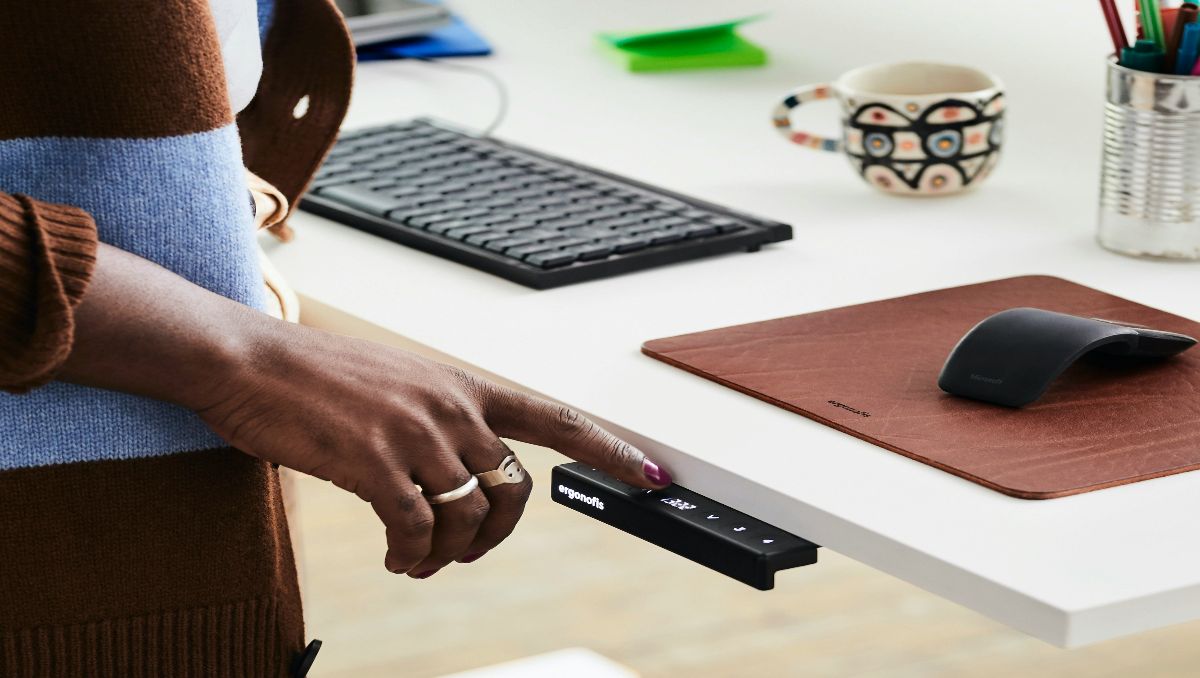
left=771, top=84, right=843, bottom=153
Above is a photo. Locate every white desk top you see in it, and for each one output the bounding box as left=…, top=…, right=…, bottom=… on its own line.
left=267, top=0, right=1200, bottom=647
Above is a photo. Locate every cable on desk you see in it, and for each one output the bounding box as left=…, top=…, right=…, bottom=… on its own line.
left=411, top=56, right=509, bottom=137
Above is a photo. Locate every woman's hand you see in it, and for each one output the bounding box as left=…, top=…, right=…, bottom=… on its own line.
left=194, top=324, right=672, bottom=577
left=61, top=243, right=672, bottom=578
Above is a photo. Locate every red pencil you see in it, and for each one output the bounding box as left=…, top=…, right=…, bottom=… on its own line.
left=1100, top=0, right=1130, bottom=54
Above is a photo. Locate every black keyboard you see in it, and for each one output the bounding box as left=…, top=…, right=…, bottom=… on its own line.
left=301, top=119, right=792, bottom=289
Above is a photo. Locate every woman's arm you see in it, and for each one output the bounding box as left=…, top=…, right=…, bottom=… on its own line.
left=58, top=241, right=672, bottom=578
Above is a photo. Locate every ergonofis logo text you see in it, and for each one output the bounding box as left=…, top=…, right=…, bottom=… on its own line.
left=558, top=484, right=605, bottom=510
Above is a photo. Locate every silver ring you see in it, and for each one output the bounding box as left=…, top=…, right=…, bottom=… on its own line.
left=476, top=455, right=527, bottom=488
left=423, top=475, right=480, bottom=505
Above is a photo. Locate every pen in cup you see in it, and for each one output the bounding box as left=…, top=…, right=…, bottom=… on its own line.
left=1139, top=0, right=1166, bottom=49
left=1177, top=22, right=1200, bottom=74
left=1166, top=3, right=1199, bottom=71
left=1122, top=38, right=1166, bottom=71
left=1100, top=0, right=1130, bottom=54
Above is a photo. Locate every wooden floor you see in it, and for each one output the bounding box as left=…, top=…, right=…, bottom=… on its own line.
left=289, top=301, right=1200, bottom=677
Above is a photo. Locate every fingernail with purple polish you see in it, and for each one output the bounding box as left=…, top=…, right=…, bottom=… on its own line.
left=643, top=458, right=672, bottom=486
left=412, top=569, right=437, bottom=579
left=460, top=552, right=487, bottom=564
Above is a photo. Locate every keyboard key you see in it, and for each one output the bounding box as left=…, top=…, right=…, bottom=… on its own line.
left=504, top=241, right=560, bottom=258
left=466, top=214, right=517, bottom=228
left=484, top=236, right=537, bottom=253
left=506, top=204, right=543, bottom=216
left=448, top=208, right=491, bottom=220
left=427, top=219, right=472, bottom=234
left=679, top=223, right=720, bottom=239
left=364, top=158, right=400, bottom=171
left=412, top=174, right=451, bottom=187
left=705, top=216, right=747, bottom=233
left=530, top=195, right=571, bottom=208
left=436, top=200, right=469, bottom=213
left=477, top=181, right=519, bottom=195
left=388, top=185, right=422, bottom=197
left=550, top=236, right=588, bottom=248
left=653, top=199, right=689, bottom=212
left=561, top=242, right=616, bottom=261
left=509, top=228, right=559, bottom=240
left=508, top=187, right=550, bottom=200
left=559, top=204, right=599, bottom=217
left=434, top=181, right=473, bottom=194
left=585, top=207, right=632, bottom=223
left=605, top=215, right=650, bottom=230
left=526, top=250, right=579, bottom=268
left=363, top=178, right=399, bottom=191
left=445, top=225, right=492, bottom=240
left=312, top=170, right=374, bottom=190
left=645, top=229, right=685, bottom=245
left=318, top=185, right=423, bottom=216
left=607, top=236, right=649, bottom=253
left=530, top=208, right=575, bottom=223
left=465, top=230, right=513, bottom=246
left=650, top=216, right=690, bottom=228
left=616, top=202, right=652, bottom=215
left=383, top=167, right=423, bottom=181
left=541, top=216, right=590, bottom=230
left=568, top=226, right=618, bottom=240
left=503, top=219, right=540, bottom=232
left=441, top=166, right=480, bottom=179
left=407, top=212, right=461, bottom=229
left=577, top=196, right=626, bottom=208
left=637, top=210, right=676, bottom=222
left=517, top=175, right=552, bottom=187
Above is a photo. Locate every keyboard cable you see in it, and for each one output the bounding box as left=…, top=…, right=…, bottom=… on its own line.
left=410, top=56, right=510, bottom=137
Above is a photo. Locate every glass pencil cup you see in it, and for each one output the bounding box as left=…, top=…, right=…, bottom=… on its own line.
left=1098, top=58, right=1200, bottom=260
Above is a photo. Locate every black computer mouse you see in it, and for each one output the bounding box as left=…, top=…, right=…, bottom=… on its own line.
left=938, top=307, right=1197, bottom=407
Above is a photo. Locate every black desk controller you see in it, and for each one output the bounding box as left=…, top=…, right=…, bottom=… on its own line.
left=551, top=463, right=818, bottom=590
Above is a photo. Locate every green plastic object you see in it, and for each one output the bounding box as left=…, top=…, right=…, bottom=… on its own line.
left=597, top=16, right=768, bottom=72
left=1121, top=38, right=1166, bottom=72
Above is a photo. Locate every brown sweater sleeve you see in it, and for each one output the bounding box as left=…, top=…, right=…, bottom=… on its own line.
left=0, top=193, right=98, bottom=393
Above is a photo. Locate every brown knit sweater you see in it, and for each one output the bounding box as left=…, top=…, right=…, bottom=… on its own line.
left=0, top=1, right=352, bottom=675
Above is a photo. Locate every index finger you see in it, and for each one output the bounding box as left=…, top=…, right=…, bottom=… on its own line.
left=481, top=384, right=672, bottom=490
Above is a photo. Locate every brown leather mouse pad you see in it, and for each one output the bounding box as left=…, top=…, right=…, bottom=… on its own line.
left=642, top=276, right=1200, bottom=499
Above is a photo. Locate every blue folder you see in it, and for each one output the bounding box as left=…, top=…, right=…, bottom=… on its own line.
left=357, top=14, right=492, bottom=61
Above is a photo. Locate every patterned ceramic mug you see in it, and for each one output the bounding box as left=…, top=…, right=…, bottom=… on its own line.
left=772, top=62, right=1005, bottom=195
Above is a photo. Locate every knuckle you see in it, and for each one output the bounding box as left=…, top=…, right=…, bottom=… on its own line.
left=396, top=489, right=425, bottom=514
left=398, top=504, right=436, bottom=538
left=428, top=392, right=477, bottom=423
left=443, top=365, right=486, bottom=399
left=462, top=494, right=491, bottom=526
left=441, top=363, right=472, bottom=384
left=488, top=437, right=513, bottom=457
left=553, top=405, right=588, bottom=437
